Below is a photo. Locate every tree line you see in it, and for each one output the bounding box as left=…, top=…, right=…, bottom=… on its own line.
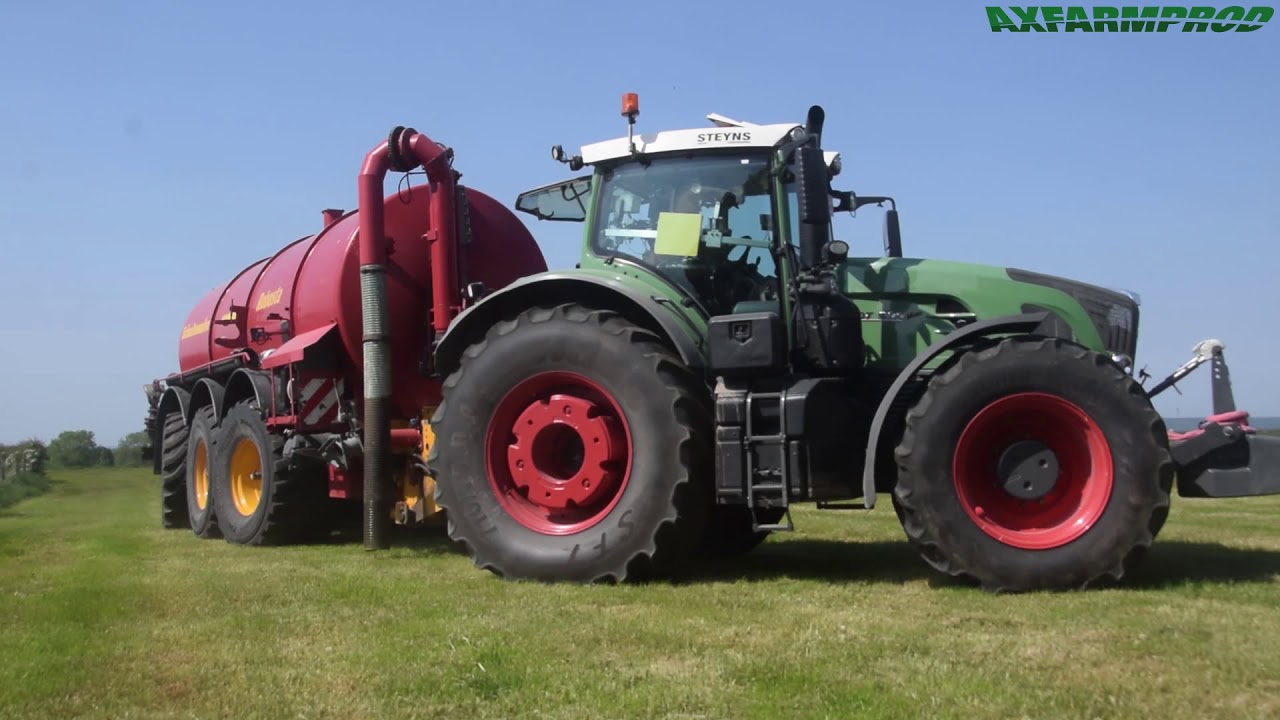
left=0, top=429, right=151, bottom=469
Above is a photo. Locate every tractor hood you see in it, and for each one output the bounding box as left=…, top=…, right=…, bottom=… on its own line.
left=843, top=256, right=1141, bottom=367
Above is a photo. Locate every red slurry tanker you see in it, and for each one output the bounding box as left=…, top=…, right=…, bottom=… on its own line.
left=144, top=97, right=1280, bottom=592
left=147, top=129, right=546, bottom=545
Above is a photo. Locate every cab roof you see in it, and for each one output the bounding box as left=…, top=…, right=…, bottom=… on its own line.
left=578, top=114, right=841, bottom=173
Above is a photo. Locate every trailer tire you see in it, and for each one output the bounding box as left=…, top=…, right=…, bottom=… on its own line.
left=893, top=336, right=1173, bottom=592
left=160, top=411, right=190, bottom=529
left=184, top=405, right=222, bottom=539
left=428, top=303, right=712, bottom=583
left=212, top=401, right=328, bottom=546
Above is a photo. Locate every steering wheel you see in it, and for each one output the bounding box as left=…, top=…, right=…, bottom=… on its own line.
left=713, top=241, right=777, bottom=304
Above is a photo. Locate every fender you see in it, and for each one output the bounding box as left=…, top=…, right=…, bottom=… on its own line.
left=188, top=378, right=227, bottom=425
left=223, top=368, right=274, bottom=418
left=153, top=386, right=191, bottom=474
left=433, top=272, right=707, bottom=377
left=860, top=312, right=1049, bottom=509
left=156, top=386, right=191, bottom=427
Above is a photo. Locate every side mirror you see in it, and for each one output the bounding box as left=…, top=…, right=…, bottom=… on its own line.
left=884, top=209, right=903, bottom=258
left=824, top=240, right=849, bottom=264
left=795, top=145, right=831, bottom=226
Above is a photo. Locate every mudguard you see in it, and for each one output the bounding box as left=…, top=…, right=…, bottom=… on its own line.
left=153, top=386, right=191, bottom=474
left=156, top=386, right=191, bottom=428
left=223, top=368, right=274, bottom=417
left=433, top=272, right=707, bottom=377
left=188, top=378, right=227, bottom=425
left=860, top=312, right=1049, bottom=508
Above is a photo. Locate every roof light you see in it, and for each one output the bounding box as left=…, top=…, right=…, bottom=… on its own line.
left=621, top=92, right=639, bottom=120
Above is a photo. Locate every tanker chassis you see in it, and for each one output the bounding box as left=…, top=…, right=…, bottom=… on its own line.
left=143, top=96, right=1280, bottom=592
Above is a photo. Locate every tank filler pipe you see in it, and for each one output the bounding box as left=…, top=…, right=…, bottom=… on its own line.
left=356, top=127, right=457, bottom=551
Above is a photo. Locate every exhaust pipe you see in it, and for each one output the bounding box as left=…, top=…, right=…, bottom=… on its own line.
left=356, top=126, right=457, bottom=551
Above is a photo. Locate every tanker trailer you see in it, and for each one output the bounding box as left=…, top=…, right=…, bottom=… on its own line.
left=144, top=128, right=548, bottom=547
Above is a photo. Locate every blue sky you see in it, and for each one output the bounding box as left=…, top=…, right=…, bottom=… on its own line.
left=1, top=1, right=1276, bottom=445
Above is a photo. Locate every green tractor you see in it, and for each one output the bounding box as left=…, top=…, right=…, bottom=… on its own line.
left=427, top=96, right=1278, bottom=592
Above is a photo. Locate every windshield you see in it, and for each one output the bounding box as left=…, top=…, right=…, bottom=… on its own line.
left=590, top=153, right=794, bottom=316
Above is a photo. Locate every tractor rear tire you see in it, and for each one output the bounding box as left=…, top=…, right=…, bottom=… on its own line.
left=160, top=411, right=190, bottom=529
left=212, top=401, right=328, bottom=546
left=184, top=405, right=222, bottom=539
left=428, top=303, right=712, bottom=583
left=893, top=336, right=1173, bottom=592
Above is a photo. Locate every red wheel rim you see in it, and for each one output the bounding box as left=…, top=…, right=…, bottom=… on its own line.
left=952, top=392, right=1113, bottom=550
left=484, top=371, right=632, bottom=535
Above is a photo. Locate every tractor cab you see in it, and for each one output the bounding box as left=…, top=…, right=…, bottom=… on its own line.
left=515, top=96, right=848, bottom=321
left=585, top=151, right=787, bottom=317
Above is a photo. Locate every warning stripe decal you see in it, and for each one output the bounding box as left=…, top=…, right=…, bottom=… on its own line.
left=297, top=377, right=345, bottom=426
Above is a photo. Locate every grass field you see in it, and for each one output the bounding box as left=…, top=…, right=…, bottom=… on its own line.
left=3, top=466, right=1280, bottom=719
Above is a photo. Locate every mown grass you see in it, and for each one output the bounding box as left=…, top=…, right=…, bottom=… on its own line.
left=2, top=467, right=1280, bottom=719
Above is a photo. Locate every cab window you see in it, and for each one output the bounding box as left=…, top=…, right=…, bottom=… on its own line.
left=590, top=154, right=785, bottom=315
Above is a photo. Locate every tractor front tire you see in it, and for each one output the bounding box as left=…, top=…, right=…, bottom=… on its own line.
left=211, top=401, right=326, bottom=546
left=428, top=303, right=712, bottom=583
left=160, top=411, right=190, bottom=529
left=184, top=405, right=222, bottom=539
left=893, top=336, right=1173, bottom=592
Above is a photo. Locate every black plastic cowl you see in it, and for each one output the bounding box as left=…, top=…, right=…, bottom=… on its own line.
left=1008, top=268, right=1139, bottom=360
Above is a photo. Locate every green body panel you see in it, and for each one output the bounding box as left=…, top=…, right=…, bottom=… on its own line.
left=553, top=252, right=1106, bottom=379
left=842, top=256, right=1106, bottom=374
left=546, top=253, right=1105, bottom=382
left=560, top=260, right=710, bottom=354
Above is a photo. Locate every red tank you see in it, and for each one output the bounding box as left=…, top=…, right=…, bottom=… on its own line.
left=175, top=186, right=547, bottom=417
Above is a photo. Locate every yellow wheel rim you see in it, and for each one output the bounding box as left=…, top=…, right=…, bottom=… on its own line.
left=194, top=440, right=209, bottom=511
left=229, top=437, right=263, bottom=516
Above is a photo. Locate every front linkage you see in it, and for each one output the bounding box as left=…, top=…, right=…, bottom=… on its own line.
left=1145, top=340, right=1280, bottom=498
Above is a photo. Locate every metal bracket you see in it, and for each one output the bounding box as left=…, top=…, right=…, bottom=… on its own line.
left=1145, top=338, right=1225, bottom=400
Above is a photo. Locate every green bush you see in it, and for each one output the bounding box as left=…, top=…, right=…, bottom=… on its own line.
left=48, top=430, right=111, bottom=468
left=114, top=431, right=151, bottom=468
left=0, top=472, right=51, bottom=510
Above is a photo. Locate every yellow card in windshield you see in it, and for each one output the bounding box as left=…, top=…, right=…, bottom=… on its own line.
left=655, top=212, right=702, bottom=257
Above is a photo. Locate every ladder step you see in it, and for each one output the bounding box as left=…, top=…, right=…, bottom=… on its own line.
left=754, top=507, right=795, bottom=532
left=751, top=483, right=786, bottom=492
left=754, top=522, right=792, bottom=532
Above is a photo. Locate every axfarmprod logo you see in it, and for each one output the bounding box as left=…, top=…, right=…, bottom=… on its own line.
left=986, top=6, right=1274, bottom=31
